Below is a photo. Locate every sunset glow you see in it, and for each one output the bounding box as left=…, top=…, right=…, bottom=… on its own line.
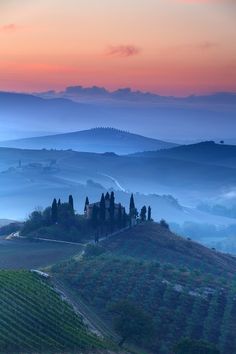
left=0, top=0, right=235, bottom=95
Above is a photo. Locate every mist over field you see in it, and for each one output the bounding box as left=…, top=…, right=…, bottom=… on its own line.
left=1, top=114, right=236, bottom=253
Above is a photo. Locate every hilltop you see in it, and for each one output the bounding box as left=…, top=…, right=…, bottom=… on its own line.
left=101, top=223, right=236, bottom=276
left=0, top=127, right=176, bottom=154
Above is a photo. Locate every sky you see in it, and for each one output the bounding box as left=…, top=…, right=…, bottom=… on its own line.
left=0, top=0, right=235, bottom=96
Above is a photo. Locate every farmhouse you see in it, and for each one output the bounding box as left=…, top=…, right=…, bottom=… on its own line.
left=85, top=192, right=125, bottom=221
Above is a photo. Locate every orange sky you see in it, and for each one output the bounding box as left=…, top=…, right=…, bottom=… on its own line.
left=0, top=0, right=235, bottom=95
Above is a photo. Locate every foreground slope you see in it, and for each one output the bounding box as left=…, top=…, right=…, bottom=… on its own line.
left=0, top=270, right=112, bottom=353
left=52, top=223, right=236, bottom=353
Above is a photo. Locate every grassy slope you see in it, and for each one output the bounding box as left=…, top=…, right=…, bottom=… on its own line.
left=101, top=223, right=236, bottom=276
left=0, top=270, right=112, bottom=354
left=52, top=223, right=236, bottom=354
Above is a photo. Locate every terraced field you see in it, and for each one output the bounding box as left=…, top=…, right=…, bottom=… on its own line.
left=0, top=270, right=109, bottom=353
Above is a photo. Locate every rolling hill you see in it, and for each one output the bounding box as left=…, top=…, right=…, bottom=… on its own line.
left=0, top=270, right=113, bottom=353
left=51, top=222, right=236, bottom=354
left=0, top=146, right=236, bottom=225
left=100, top=223, right=236, bottom=275
left=132, top=141, right=236, bottom=168
left=0, top=127, right=177, bottom=154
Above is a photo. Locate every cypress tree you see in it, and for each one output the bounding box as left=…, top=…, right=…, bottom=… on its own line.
left=109, top=191, right=115, bottom=231
left=117, top=203, right=122, bottom=229
left=84, top=196, right=89, bottom=213
left=129, top=194, right=135, bottom=218
left=51, top=198, right=58, bottom=223
left=148, top=206, right=152, bottom=221
left=140, top=206, right=147, bottom=222
left=122, top=209, right=127, bottom=228
left=58, top=199, right=61, bottom=207
left=105, top=192, right=110, bottom=201
left=68, top=195, right=74, bottom=213
left=99, top=193, right=106, bottom=224
left=91, top=205, right=99, bottom=229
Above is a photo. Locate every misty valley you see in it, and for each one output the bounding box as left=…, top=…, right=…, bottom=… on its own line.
left=1, top=129, right=236, bottom=255
left=0, top=122, right=236, bottom=353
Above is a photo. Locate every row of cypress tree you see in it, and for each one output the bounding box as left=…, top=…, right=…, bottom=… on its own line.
left=50, top=192, right=152, bottom=229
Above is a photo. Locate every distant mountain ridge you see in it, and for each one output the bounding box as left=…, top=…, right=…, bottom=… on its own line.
left=0, top=91, right=236, bottom=142
left=36, top=86, right=236, bottom=105
left=0, top=127, right=177, bottom=154
left=131, top=141, right=236, bottom=168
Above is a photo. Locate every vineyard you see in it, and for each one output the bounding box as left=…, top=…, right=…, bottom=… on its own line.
left=0, top=270, right=110, bottom=353
left=53, top=254, right=236, bottom=354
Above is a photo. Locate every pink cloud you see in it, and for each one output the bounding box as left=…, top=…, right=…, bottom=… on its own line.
left=106, top=45, right=141, bottom=58
left=197, top=41, right=218, bottom=50
left=0, top=23, right=19, bottom=33
left=169, top=41, right=218, bottom=53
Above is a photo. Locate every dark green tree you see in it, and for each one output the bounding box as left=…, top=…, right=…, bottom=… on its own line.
left=140, top=206, right=147, bottom=222
left=105, top=192, right=110, bottom=201
left=109, top=191, right=115, bottom=231
left=68, top=195, right=74, bottom=213
left=84, top=196, right=89, bottom=213
left=58, top=199, right=61, bottom=208
left=110, top=300, right=154, bottom=347
left=42, top=207, right=52, bottom=226
left=22, top=210, right=43, bottom=235
left=129, top=193, right=136, bottom=219
left=117, top=203, right=122, bottom=229
left=173, top=338, right=220, bottom=354
left=148, top=206, right=152, bottom=221
left=91, top=204, right=99, bottom=229
left=122, top=209, right=127, bottom=228
left=57, top=203, right=75, bottom=228
left=99, top=193, right=106, bottom=224
left=51, top=198, right=58, bottom=224
left=160, top=219, right=169, bottom=229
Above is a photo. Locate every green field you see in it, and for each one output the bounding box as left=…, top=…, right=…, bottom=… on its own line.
left=0, top=238, right=82, bottom=269
left=0, top=270, right=110, bottom=353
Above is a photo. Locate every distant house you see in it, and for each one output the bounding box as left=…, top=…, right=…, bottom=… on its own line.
left=85, top=194, right=125, bottom=221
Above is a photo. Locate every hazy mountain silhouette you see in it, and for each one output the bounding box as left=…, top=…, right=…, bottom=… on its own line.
left=132, top=141, right=236, bottom=168
left=0, top=127, right=177, bottom=154
left=0, top=91, right=236, bottom=142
